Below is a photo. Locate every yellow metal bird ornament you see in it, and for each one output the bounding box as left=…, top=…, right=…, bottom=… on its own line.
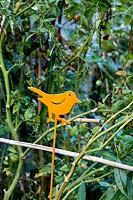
left=28, top=86, right=81, bottom=200
left=28, top=87, right=81, bottom=124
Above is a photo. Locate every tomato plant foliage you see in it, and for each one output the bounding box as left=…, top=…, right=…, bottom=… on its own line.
left=0, top=0, right=133, bottom=199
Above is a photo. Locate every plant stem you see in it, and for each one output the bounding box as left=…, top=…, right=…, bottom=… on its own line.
left=3, top=158, right=23, bottom=200
left=101, top=115, right=133, bottom=147
left=87, top=114, right=133, bottom=149
left=63, top=170, right=113, bottom=200
left=55, top=150, right=86, bottom=200
left=64, top=165, right=107, bottom=195
left=96, top=101, right=133, bottom=137
left=0, top=27, right=23, bottom=200
left=0, top=45, right=22, bottom=152
left=16, top=2, right=35, bottom=17
left=55, top=104, right=133, bottom=199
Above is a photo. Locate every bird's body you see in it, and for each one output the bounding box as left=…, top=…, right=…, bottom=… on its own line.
left=28, top=87, right=81, bottom=124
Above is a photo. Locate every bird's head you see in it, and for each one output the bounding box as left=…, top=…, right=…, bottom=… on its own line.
left=64, top=91, right=81, bottom=104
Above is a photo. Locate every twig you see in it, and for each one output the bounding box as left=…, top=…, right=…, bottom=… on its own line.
left=70, top=107, right=98, bottom=122
left=73, top=118, right=101, bottom=123
left=112, top=6, right=133, bottom=17
left=0, top=138, right=133, bottom=171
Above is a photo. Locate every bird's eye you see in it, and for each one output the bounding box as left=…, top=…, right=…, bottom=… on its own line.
left=69, top=93, right=71, bottom=96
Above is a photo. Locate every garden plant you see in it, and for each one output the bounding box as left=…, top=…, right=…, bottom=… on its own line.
left=0, top=0, right=133, bottom=200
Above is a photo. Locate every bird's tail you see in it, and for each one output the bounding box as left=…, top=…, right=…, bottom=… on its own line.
left=28, top=86, right=46, bottom=97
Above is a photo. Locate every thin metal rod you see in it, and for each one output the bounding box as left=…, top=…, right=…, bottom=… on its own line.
left=49, top=119, right=57, bottom=200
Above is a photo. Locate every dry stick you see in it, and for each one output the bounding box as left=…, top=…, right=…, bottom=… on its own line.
left=49, top=118, right=57, bottom=200
left=0, top=138, right=133, bottom=172
left=73, top=118, right=101, bottom=123
left=70, top=108, right=98, bottom=122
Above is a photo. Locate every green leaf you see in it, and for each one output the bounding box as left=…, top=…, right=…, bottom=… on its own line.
left=102, top=151, right=118, bottom=161
left=3, top=167, right=13, bottom=177
left=9, top=153, right=18, bottom=162
left=122, top=128, right=133, bottom=135
left=112, top=100, right=127, bottom=112
left=70, top=126, right=79, bottom=136
left=10, top=19, right=14, bottom=35
left=99, top=181, right=110, bottom=187
left=54, top=176, right=63, bottom=183
left=112, top=189, right=126, bottom=200
left=122, top=89, right=131, bottom=94
left=3, top=160, right=8, bottom=165
left=125, top=143, right=133, bottom=156
left=24, top=108, right=33, bottom=120
left=13, top=104, right=19, bottom=113
left=43, top=18, right=56, bottom=22
left=31, top=4, right=39, bottom=11
left=127, top=177, right=133, bottom=200
left=35, top=166, right=51, bottom=178
left=119, top=135, right=133, bottom=143
left=8, top=146, right=17, bottom=154
left=26, top=33, right=36, bottom=42
left=119, top=169, right=127, bottom=190
left=91, top=126, right=100, bottom=134
left=78, top=182, right=86, bottom=200
left=60, top=164, right=69, bottom=172
left=30, top=14, right=39, bottom=26
left=99, top=186, right=114, bottom=200
left=79, top=123, right=87, bottom=133
left=106, top=59, right=118, bottom=74
left=34, top=115, right=40, bottom=126
left=98, top=102, right=108, bottom=115
left=114, top=168, right=128, bottom=198
left=101, top=39, right=117, bottom=52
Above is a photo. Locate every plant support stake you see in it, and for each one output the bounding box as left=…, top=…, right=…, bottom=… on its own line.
left=28, top=87, right=81, bottom=199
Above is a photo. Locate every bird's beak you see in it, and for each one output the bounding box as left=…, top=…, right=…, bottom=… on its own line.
left=75, top=98, right=81, bottom=104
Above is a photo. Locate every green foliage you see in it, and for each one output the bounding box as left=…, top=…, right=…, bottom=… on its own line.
left=0, top=0, right=133, bottom=199
left=114, top=168, right=127, bottom=198
left=78, top=182, right=86, bottom=200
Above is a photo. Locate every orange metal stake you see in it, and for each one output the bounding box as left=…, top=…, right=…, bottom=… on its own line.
left=49, top=118, right=57, bottom=200
left=28, top=87, right=81, bottom=199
